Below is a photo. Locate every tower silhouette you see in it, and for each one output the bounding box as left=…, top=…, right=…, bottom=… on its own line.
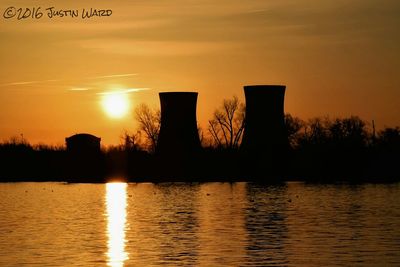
left=155, top=92, right=201, bottom=180
left=241, top=85, right=288, bottom=178
left=241, top=85, right=287, bottom=151
left=156, top=92, right=201, bottom=156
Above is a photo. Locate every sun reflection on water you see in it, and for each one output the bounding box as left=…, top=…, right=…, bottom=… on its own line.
left=106, top=182, right=128, bottom=267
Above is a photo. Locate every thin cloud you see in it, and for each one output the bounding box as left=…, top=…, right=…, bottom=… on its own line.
left=78, top=39, right=237, bottom=56
left=69, top=87, right=92, bottom=91
left=0, top=79, right=59, bottom=87
left=0, top=74, right=138, bottom=88
left=96, top=88, right=150, bottom=95
left=88, top=73, right=138, bottom=79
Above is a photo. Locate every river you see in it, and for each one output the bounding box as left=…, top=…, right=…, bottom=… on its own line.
left=0, top=182, right=399, bottom=266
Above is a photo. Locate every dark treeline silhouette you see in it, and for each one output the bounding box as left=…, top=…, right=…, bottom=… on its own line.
left=284, top=115, right=399, bottom=181
left=0, top=111, right=399, bottom=183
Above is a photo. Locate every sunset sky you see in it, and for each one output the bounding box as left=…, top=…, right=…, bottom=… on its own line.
left=0, top=0, right=399, bottom=145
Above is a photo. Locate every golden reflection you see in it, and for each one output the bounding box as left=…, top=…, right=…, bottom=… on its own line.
left=197, top=183, right=248, bottom=266
left=106, top=182, right=128, bottom=267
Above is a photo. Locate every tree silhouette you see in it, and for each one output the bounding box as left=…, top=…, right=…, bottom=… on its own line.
left=284, top=114, right=304, bottom=148
left=303, top=117, right=329, bottom=146
left=208, top=96, right=245, bottom=149
left=134, top=104, right=160, bottom=152
left=377, top=126, right=400, bottom=150
left=326, top=116, right=368, bottom=148
left=120, top=130, right=143, bottom=151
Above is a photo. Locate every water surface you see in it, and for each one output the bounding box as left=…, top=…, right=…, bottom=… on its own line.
left=0, top=182, right=399, bottom=266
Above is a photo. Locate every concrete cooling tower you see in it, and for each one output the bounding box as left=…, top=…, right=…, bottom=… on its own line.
left=241, top=85, right=288, bottom=153
left=156, top=92, right=201, bottom=157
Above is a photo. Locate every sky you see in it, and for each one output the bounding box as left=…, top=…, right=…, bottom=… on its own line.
left=0, top=0, right=399, bottom=145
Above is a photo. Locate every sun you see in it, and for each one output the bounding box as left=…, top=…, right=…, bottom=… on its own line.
left=102, top=93, right=130, bottom=118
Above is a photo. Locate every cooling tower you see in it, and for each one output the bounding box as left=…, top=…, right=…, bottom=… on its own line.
left=241, top=85, right=288, bottom=153
left=156, top=92, right=201, bottom=156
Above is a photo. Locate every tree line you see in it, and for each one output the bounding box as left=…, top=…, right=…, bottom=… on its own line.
left=130, top=96, right=399, bottom=153
left=0, top=96, right=398, bottom=182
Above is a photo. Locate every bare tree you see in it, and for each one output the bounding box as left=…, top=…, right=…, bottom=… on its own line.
left=6, top=134, right=29, bottom=146
left=197, top=125, right=207, bottom=147
left=120, top=130, right=143, bottom=151
left=301, top=117, right=330, bottom=146
left=284, top=114, right=305, bottom=148
left=134, top=104, right=160, bottom=152
left=326, top=116, right=369, bottom=147
left=208, top=96, right=245, bottom=149
left=295, top=116, right=370, bottom=148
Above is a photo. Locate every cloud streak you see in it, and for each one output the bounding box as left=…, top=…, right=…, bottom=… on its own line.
left=0, top=79, right=59, bottom=87
left=0, top=73, right=139, bottom=88
left=68, top=87, right=92, bottom=91
left=78, top=39, right=238, bottom=56
left=88, top=73, right=137, bottom=79
left=96, top=88, right=151, bottom=95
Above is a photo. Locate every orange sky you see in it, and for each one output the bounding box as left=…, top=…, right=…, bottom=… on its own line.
left=0, top=0, right=399, bottom=145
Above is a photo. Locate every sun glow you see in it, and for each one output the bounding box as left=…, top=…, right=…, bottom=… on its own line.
left=102, top=93, right=130, bottom=118
left=106, top=182, right=128, bottom=267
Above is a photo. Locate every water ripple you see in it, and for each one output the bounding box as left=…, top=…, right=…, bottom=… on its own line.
left=0, top=182, right=399, bottom=266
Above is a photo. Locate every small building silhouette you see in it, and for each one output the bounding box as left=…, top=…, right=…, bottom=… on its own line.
left=65, top=133, right=101, bottom=153
left=65, top=133, right=103, bottom=182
